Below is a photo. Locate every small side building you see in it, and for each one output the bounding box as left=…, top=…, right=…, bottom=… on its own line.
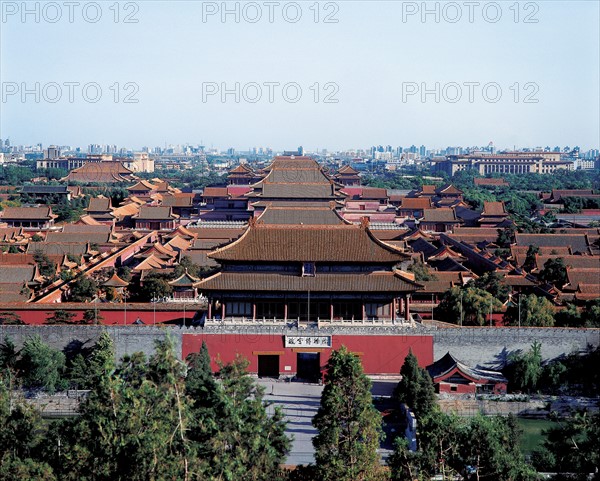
left=426, top=352, right=507, bottom=395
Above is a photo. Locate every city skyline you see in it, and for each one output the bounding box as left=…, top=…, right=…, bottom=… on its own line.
left=1, top=1, right=599, bottom=150
left=2, top=137, right=599, bottom=155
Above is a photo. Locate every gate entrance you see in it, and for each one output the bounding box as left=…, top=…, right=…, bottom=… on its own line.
left=257, top=355, right=279, bottom=378
left=296, top=353, right=321, bottom=382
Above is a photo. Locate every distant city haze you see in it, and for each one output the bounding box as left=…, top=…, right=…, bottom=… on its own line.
left=1, top=1, right=599, bottom=150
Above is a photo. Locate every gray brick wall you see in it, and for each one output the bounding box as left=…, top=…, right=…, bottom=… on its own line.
left=433, top=328, right=600, bottom=369
left=1, top=326, right=598, bottom=370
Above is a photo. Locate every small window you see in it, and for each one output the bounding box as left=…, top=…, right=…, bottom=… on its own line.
left=450, top=385, right=458, bottom=392
left=302, top=262, right=315, bottom=277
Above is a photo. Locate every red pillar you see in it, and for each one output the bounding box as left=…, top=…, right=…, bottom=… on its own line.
left=392, top=298, right=397, bottom=321
left=405, top=295, right=411, bottom=320
left=221, top=302, right=225, bottom=319
left=362, top=303, right=366, bottom=320
left=330, top=303, right=334, bottom=320
left=284, top=303, right=288, bottom=321
left=207, top=301, right=212, bottom=319
left=252, top=303, right=256, bottom=320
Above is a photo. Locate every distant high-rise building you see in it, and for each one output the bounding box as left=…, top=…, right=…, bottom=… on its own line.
left=419, top=145, right=426, bottom=157
left=44, top=145, right=60, bottom=159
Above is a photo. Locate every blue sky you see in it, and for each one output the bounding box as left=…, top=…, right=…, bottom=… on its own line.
left=1, top=1, right=599, bottom=151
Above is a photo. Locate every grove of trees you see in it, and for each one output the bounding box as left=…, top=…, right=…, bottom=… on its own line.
left=0, top=333, right=290, bottom=481
left=1, top=335, right=598, bottom=480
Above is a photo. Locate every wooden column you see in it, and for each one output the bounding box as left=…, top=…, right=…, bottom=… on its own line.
left=392, top=298, right=397, bottom=321
left=330, top=303, right=334, bottom=320
left=405, top=294, right=411, bottom=321
left=284, top=303, right=288, bottom=321
left=221, top=302, right=226, bottom=320
left=362, top=303, right=366, bottom=321
left=207, top=301, right=212, bottom=319
left=252, top=303, right=256, bottom=321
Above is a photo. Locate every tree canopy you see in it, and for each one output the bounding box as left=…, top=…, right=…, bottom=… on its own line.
left=313, top=346, right=383, bottom=481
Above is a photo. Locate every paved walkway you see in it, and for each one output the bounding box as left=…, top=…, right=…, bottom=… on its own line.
left=259, top=379, right=323, bottom=465
left=258, top=379, right=398, bottom=466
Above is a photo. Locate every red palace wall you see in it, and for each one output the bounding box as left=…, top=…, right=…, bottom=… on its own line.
left=1, top=308, right=193, bottom=326
left=437, top=382, right=507, bottom=395
left=182, top=333, right=433, bottom=376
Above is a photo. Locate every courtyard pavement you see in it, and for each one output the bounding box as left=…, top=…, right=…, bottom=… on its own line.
left=258, top=378, right=398, bottom=466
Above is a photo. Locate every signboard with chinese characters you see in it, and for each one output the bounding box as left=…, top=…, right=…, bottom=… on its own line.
left=285, top=336, right=332, bottom=348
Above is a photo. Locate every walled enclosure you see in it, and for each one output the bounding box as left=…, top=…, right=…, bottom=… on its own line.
left=1, top=325, right=598, bottom=374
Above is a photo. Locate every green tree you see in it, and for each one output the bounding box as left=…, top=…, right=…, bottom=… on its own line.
left=185, top=341, right=218, bottom=411
left=173, top=256, right=203, bottom=279
left=390, top=410, right=537, bottom=481
left=0, top=382, right=56, bottom=481
left=459, top=414, right=538, bottom=481
left=436, top=287, right=503, bottom=326
left=52, top=336, right=196, bottom=481
left=505, top=294, right=555, bottom=327
left=313, top=346, right=383, bottom=481
left=17, top=335, right=66, bottom=393
left=407, top=260, right=438, bottom=282
left=522, top=244, right=539, bottom=272
left=504, top=341, right=543, bottom=393
left=116, top=266, right=132, bottom=282
left=538, top=257, right=568, bottom=287
left=0, top=455, right=57, bottom=481
left=555, top=303, right=583, bottom=327
left=33, top=251, right=56, bottom=280
left=69, top=276, right=98, bottom=302
left=135, top=272, right=173, bottom=301
left=204, top=355, right=290, bottom=481
left=0, top=338, right=19, bottom=374
left=470, top=272, right=511, bottom=303
left=533, top=411, right=600, bottom=477
left=393, top=350, right=436, bottom=420
left=496, top=226, right=516, bottom=248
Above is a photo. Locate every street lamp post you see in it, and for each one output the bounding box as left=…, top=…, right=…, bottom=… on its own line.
left=518, top=293, right=521, bottom=328
left=123, top=291, right=128, bottom=325
left=431, top=293, right=434, bottom=321
left=459, top=291, right=463, bottom=327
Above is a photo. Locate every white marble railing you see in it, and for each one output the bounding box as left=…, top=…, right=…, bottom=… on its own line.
left=203, top=317, right=413, bottom=327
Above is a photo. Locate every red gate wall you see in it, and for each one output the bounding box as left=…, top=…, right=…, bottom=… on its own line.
left=182, top=333, right=433, bottom=375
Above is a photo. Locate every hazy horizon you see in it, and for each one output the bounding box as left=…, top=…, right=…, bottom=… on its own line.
left=2, top=1, right=599, bottom=151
